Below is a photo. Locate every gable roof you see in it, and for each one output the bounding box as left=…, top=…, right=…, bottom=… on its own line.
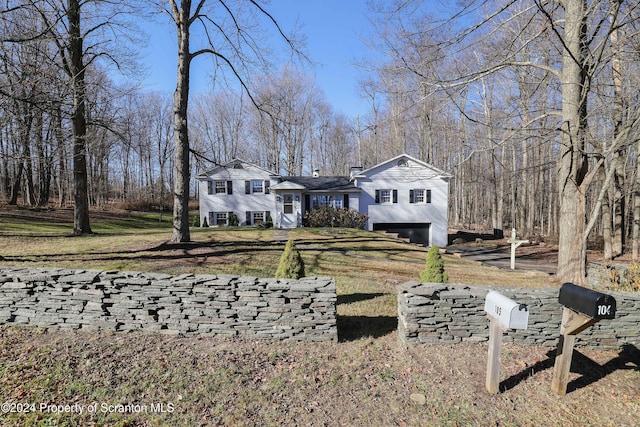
left=278, top=176, right=360, bottom=193
left=354, top=153, right=452, bottom=179
left=195, top=158, right=278, bottom=179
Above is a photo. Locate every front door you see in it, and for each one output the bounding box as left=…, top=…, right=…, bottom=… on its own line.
left=281, top=193, right=297, bottom=228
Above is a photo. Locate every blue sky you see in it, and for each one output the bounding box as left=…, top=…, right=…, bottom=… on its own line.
left=141, top=1, right=376, bottom=118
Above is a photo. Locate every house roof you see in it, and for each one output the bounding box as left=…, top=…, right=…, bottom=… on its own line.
left=354, top=153, right=453, bottom=179
left=278, top=176, right=360, bottom=193
left=195, top=158, right=278, bottom=179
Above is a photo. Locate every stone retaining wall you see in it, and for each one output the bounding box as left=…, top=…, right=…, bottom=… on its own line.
left=587, top=261, right=633, bottom=290
left=398, top=282, right=640, bottom=349
left=0, top=267, right=337, bottom=342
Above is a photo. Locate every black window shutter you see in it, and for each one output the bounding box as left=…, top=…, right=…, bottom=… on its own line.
left=409, top=190, right=414, bottom=203
left=393, top=189, right=398, bottom=203
left=305, top=194, right=311, bottom=212
left=344, top=194, right=349, bottom=209
left=245, top=180, right=251, bottom=194
left=265, top=180, right=270, bottom=194
left=226, top=181, right=233, bottom=194
left=426, top=189, right=432, bottom=203
left=375, top=190, right=380, bottom=204
left=245, top=211, right=252, bottom=225
left=207, top=181, right=213, bottom=195
left=265, top=210, right=271, bottom=221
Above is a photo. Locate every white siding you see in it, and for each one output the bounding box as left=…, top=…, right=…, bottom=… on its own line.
left=197, top=155, right=449, bottom=246
left=198, top=164, right=277, bottom=227
left=355, top=157, right=450, bottom=247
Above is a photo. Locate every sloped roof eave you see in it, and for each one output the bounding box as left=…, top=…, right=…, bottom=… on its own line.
left=195, top=158, right=278, bottom=178
left=358, top=153, right=452, bottom=179
left=270, top=182, right=307, bottom=191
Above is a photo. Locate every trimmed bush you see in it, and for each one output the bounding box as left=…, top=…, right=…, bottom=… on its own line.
left=228, top=212, right=239, bottom=226
left=275, top=238, right=306, bottom=279
left=303, top=207, right=368, bottom=229
left=420, top=245, right=448, bottom=283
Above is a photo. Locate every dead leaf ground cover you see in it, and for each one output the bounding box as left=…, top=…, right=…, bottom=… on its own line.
left=1, top=327, right=638, bottom=427
left=0, top=205, right=638, bottom=426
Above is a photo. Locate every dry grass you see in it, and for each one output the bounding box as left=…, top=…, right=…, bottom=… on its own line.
left=0, top=206, right=637, bottom=426
left=1, top=327, right=638, bottom=427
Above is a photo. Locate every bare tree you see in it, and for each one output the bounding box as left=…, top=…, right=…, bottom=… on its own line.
left=2, top=0, right=141, bottom=233
left=364, top=0, right=640, bottom=283
left=161, top=0, right=301, bottom=242
left=191, top=90, right=248, bottom=169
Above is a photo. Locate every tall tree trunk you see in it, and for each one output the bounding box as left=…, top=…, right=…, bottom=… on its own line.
left=53, top=104, right=67, bottom=207
left=633, top=137, right=640, bottom=260
left=35, top=111, right=51, bottom=206
left=171, top=0, right=192, bottom=243
left=611, top=19, right=625, bottom=257
left=601, top=161, right=613, bottom=260
left=8, top=162, right=24, bottom=205
left=68, top=0, right=92, bottom=235
left=556, top=0, right=589, bottom=284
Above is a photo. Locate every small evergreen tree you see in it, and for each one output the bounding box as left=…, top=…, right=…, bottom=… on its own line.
left=201, top=216, right=208, bottom=228
left=420, top=245, right=448, bottom=283
left=275, top=238, right=305, bottom=279
left=228, top=212, right=239, bottom=226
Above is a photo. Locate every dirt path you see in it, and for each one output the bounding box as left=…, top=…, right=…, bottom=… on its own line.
left=448, top=242, right=558, bottom=275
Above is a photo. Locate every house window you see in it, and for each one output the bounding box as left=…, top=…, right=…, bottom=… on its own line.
left=410, top=189, right=432, bottom=204
left=245, top=180, right=270, bottom=194
left=216, top=212, right=228, bottom=226
left=253, top=211, right=264, bottom=225
left=208, top=212, right=228, bottom=226
left=215, top=181, right=227, bottom=194
left=252, top=180, right=264, bottom=193
left=311, top=195, right=343, bottom=210
left=375, top=189, right=397, bottom=204
left=283, top=194, right=293, bottom=214
left=245, top=211, right=270, bottom=226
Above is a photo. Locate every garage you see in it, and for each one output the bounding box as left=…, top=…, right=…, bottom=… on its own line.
left=373, top=223, right=431, bottom=245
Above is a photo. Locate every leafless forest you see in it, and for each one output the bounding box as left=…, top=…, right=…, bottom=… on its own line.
left=2, top=1, right=640, bottom=281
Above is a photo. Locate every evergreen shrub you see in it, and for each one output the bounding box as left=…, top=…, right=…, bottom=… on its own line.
left=228, top=213, right=239, bottom=226
left=420, top=245, right=448, bottom=283
left=275, top=238, right=306, bottom=279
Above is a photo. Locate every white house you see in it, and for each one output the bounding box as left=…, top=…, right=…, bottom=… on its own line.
left=196, top=154, right=452, bottom=247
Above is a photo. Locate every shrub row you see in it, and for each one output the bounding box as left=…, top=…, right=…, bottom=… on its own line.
left=303, top=207, right=368, bottom=229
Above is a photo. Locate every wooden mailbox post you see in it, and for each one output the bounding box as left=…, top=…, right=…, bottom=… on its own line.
left=484, top=291, right=529, bottom=394
left=551, top=283, right=617, bottom=396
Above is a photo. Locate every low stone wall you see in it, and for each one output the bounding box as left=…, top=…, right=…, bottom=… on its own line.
left=398, top=282, right=640, bottom=349
left=587, top=261, right=630, bottom=289
left=0, top=267, right=337, bottom=342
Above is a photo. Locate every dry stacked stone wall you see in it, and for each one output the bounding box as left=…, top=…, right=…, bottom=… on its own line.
left=0, top=267, right=337, bottom=342
left=398, top=282, right=640, bottom=349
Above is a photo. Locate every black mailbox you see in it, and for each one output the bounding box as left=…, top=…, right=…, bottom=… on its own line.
left=558, top=282, right=616, bottom=319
